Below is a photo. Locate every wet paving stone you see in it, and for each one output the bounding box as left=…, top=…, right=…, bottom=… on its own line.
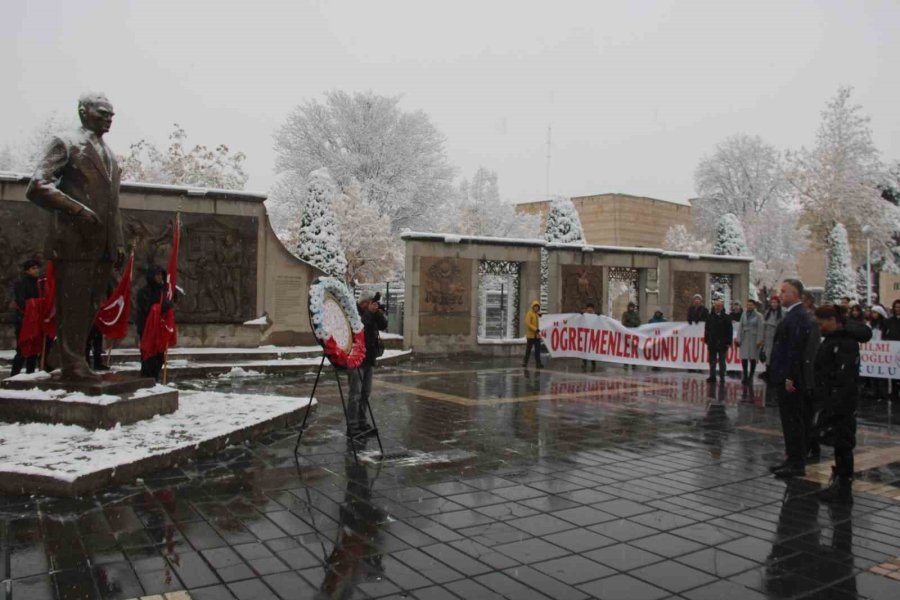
left=1, top=358, right=899, bottom=599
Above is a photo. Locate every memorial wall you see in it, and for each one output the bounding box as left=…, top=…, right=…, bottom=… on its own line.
left=0, top=175, right=322, bottom=348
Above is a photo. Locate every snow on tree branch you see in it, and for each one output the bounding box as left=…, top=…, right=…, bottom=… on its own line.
left=824, top=222, right=858, bottom=303
left=295, top=168, right=348, bottom=278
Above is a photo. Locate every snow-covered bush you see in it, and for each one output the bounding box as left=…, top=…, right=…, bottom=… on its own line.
left=824, top=223, right=858, bottom=303
left=541, top=196, right=585, bottom=304
left=296, top=168, right=348, bottom=278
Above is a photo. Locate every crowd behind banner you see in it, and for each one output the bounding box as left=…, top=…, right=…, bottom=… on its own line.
left=540, top=312, right=900, bottom=380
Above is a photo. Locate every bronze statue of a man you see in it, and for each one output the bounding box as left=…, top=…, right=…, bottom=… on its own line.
left=26, top=93, right=125, bottom=381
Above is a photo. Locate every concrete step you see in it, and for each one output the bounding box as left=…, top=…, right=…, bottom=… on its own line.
left=0, top=336, right=405, bottom=365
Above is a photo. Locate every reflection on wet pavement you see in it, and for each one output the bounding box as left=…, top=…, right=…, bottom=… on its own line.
left=2, top=357, right=899, bottom=599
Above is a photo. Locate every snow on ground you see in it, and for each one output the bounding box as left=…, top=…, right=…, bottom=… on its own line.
left=107, top=349, right=412, bottom=372
left=0, top=391, right=315, bottom=482
left=5, top=371, right=52, bottom=382
left=220, top=367, right=265, bottom=378
left=0, top=388, right=122, bottom=405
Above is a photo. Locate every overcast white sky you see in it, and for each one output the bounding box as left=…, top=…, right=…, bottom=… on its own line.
left=2, top=0, right=898, bottom=203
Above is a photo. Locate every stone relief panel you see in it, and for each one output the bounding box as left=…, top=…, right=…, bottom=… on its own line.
left=1, top=200, right=257, bottom=324
left=418, top=256, right=472, bottom=336
left=125, top=210, right=258, bottom=323
left=673, top=270, right=706, bottom=321
left=560, top=265, right=603, bottom=313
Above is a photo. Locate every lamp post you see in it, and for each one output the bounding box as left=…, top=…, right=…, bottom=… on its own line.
left=862, top=225, right=872, bottom=306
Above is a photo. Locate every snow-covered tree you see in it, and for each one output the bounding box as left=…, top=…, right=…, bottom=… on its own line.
left=692, top=133, right=807, bottom=292
left=789, top=86, right=900, bottom=270
left=541, top=196, right=585, bottom=304
left=744, top=208, right=809, bottom=292
left=274, top=91, right=455, bottom=232
left=544, top=196, right=585, bottom=244
left=296, top=168, right=347, bottom=278
left=119, top=124, right=248, bottom=190
left=693, top=134, right=791, bottom=232
left=713, top=214, right=757, bottom=300
left=0, top=112, right=78, bottom=173
left=332, top=193, right=403, bottom=284
left=663, top=224, right=710, bottom=253
left=824, top=223, right=858, bottom=303
left=441, top=167, right=540, bottom=238
left=713, top=214, right=750, bottom=256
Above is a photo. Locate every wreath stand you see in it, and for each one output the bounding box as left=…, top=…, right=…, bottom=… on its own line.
left=293, top=356, right=384, bottom=463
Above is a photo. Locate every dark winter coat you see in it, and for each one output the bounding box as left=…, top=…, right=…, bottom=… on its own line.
left=12, top=274, right=40, bottom=326
left=704, top=309, right=733, bottom=350
left=649, top=312, right=667, bottom=324
left=359, top=305, right=388, bottom=367
left=813, top=320, right=872, bottom=411
left=883, top=315, right=900, bottom=341
left=687, top=305, right=709, bottom=325
left=622, top=310, right=640, bottom=328
left=768, top=304, right=812, bottom=386
left=134, top=265, right=172, bottom=338
left=802, top=313, right=821, bottom=395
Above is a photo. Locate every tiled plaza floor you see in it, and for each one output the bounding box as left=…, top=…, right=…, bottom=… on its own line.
left=2, top=357, right=900, bottom=599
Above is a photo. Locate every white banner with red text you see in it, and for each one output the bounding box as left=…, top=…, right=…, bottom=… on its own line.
left=860, top=340, right=900, bottom=380
left=540, top=313, right=743, bottom=371
left=540, top=313, right=900, bottom=379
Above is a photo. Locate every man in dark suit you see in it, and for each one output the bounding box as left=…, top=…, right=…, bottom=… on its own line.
left=704, top=296, right=733, bottom=383
left=767, top=278, right=813, bottom=477
left=26, top=93, right=125, bottom=381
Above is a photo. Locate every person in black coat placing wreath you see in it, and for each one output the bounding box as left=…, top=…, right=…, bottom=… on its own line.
left=348, top=291, right=388, bottom=437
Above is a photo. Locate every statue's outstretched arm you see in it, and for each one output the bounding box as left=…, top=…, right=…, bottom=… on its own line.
left=26, top=137, right=84, bottom=216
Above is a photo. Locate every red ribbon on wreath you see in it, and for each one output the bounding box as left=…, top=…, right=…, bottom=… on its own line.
left=323, top=329, right=367, bottom=369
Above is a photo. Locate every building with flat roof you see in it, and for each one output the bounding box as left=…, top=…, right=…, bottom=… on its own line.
left=515, top=193, right=693, bottom=249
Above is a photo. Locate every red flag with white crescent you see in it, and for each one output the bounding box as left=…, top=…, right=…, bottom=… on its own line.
left=94, top=253, right=133, bottom=340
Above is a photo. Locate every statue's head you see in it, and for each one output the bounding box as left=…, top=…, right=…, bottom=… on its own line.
left=78, top=92, right=114, bottom=135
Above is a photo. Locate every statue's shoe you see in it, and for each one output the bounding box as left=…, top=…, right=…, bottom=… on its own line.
left=61, top=367, right=103, bottom=382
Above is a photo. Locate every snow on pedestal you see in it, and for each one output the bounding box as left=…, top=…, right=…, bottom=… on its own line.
left=0, top=389, right=316, bottom=496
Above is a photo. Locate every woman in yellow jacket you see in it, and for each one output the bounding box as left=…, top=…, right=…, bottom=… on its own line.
left=523, top=300, right=543, bottom=368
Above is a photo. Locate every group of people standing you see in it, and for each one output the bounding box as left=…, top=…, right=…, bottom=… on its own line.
left=8, top=258, right=177, bottom=381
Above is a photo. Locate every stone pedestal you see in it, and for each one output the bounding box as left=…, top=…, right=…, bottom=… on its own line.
left=0, top=373, right=178, bottom=429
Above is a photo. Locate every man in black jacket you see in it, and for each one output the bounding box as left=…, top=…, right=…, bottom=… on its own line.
left=687, top=294, right=709, bottom=324
left=348, top=291, right=388, bottom=436
left=812, top=304, right=872, bottom=503
left=768, top=278, right=813, bottom=478
left=10, top=259, right=41, bottom=376
left=134, top=265, right=173, bottom=380
left=704, top=296, right=733, bottom=383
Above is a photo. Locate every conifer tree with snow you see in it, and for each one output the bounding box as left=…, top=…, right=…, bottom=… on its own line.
left=824, top=223, right=858, bottom=303
left=713, top=214, right=757, bottom=300
left=296, top=168, right=348, bottom=278
left=541, top=196, right=585, bottom=305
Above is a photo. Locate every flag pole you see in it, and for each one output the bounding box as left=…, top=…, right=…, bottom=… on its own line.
left=162, top=349, right=169, bottom=385
left=106, top=339, right=114, bottom=369
left=39, top=335, right=47, bottom=372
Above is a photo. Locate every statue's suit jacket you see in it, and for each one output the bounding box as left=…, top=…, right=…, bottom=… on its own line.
left=26, top=129, right=124, bottom=262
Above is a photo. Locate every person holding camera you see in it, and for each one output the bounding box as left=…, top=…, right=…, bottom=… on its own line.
left=348, top=290, right=388, bottom=437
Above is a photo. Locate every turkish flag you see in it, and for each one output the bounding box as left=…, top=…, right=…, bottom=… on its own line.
left=139, top=298, right=163, bottom=360
left=17, top=298, right=44, bottom=358
left=17, top=262, right=56, bottom=358
left=94, top=253, right=133, bottom=340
